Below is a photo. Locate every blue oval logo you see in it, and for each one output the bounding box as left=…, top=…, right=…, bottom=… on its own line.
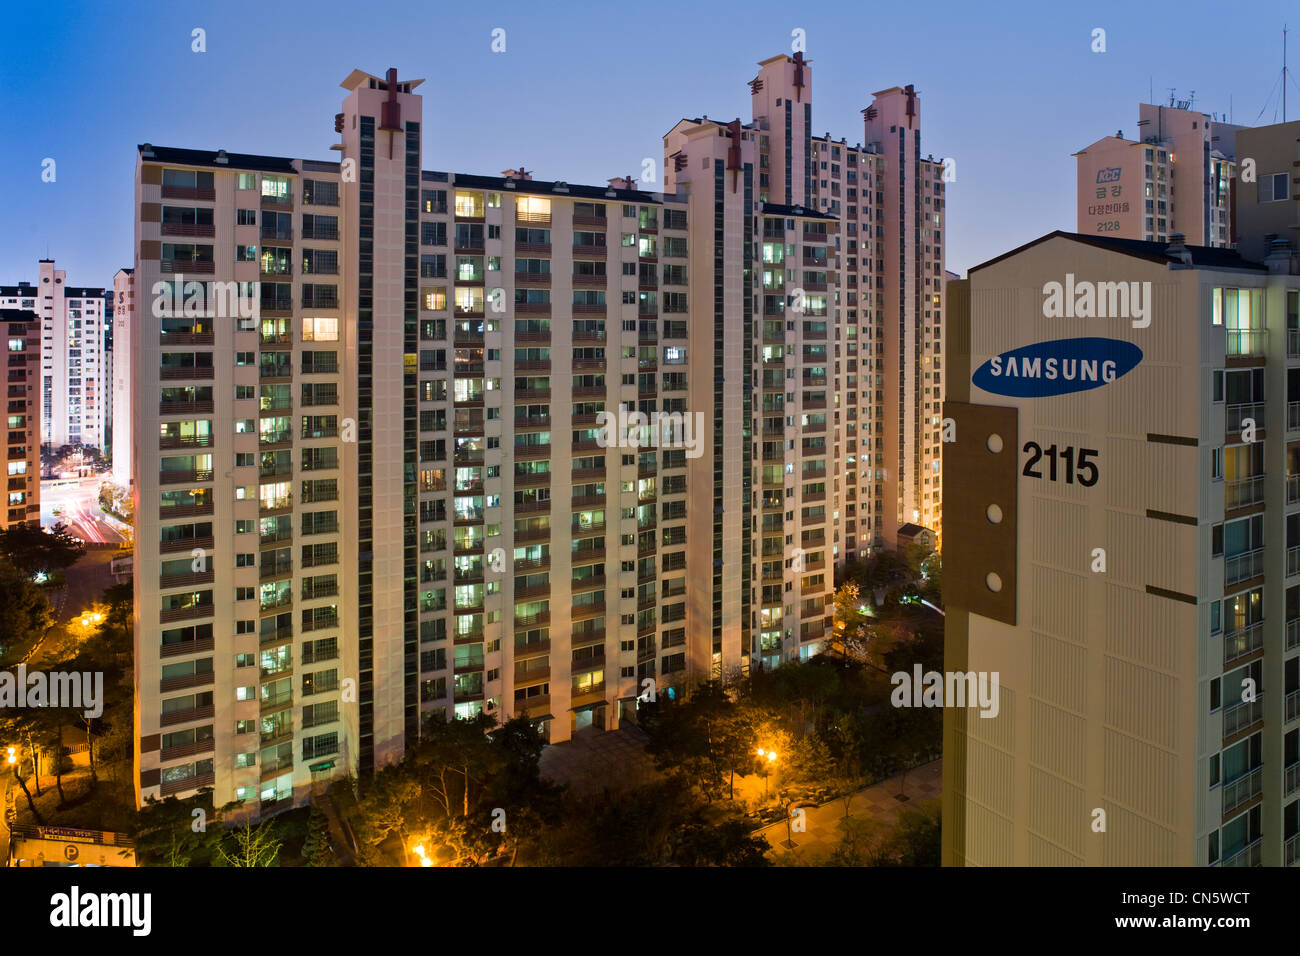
left=972, top=337, right=1142, bottom=398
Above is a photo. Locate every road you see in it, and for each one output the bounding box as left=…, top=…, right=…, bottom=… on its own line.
left=40, top=475, right=126, bottom=545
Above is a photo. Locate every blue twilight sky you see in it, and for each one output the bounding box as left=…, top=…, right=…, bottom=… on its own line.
left=1, top=0, right=1297, bottom=287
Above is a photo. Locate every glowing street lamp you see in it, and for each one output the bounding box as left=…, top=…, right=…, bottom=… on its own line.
left=411, top=842, right=434, bottom=867
left=5, top=746, right=16, bottom=765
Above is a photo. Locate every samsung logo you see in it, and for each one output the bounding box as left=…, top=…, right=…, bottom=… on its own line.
left=972, top=337, right=1142, bottom=398
left=1096, top=167, right=1122, bottom=184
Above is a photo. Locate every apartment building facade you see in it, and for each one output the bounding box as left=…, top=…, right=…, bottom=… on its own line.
left=741, top=55, right=946, bottom=556
left=943, top=230, right=1300, bottom=866
left=2, top=308, right=41, bottom=528
left=1075, top=103, right=1242, bottom=247
left=659, top=55, right=945, bottom=677
left=0, top=260, right=110, bottom=451
left=111, top=268, right=134, bottom=488
left=1233, top=118, right=1300, bottom=264
left=133, top=69, right=701, bottom=812
left=133, top=55, right=945, bottom=814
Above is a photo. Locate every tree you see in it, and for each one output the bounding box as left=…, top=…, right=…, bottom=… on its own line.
left=887, top=798, right=941, bottom=866
left=785, top=731, right=836, bottom=787
left=215, top=817, right=283, bottom=867
left=918, top=550, right=942, bottom=605
left=831, top=581, right=871, bottom=660
left=828, top=814, right=896, bottom=866
left=871, top=702, right=940, bottom=797
left=0, top=711, right=43, bottom=823
left=67, top=600, right=132, bottom=782
left=354, top=763, right=422, bottom=866
left=674, top=816, right=772, bottom=867
left=644, top=682, right=764, bottom=802
left=301, top=806, right=336, bottom=867
left=0, top=522, right=85, bottom=577
left=133, top=794, right=221, bottom=866
left=0, top=555, right=53, bottom=662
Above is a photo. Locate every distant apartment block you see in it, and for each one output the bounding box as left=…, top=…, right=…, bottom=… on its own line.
left=2, top=308, right=40, bottom=528
left=1075, top=103, right=1244, bottom=247
left=0, top=260, right=110, bottom=450
left=944, top=230, right=1300, bottom=866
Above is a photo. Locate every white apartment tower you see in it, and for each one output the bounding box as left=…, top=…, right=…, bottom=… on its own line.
left=0, top=260, right=109, bottom=451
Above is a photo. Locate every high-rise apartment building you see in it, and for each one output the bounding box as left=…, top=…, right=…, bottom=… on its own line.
left=0, top=260, right=110, bottom=451
left=133, top=69, right=701, bottom=811
left=2, top=308, right=41, bottom=528
left=943, top=229, right=1300, bottom=866
left=111, top=268, right=134, bottom=488
left=132, top=56, right=945, bottom=814
left=735, top=56, right=946, bottom=554
left=1074, top=103, right=1243, bottom=247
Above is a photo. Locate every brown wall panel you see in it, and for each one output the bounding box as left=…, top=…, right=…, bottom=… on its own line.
left=942, top=400, right=1018, bottom=625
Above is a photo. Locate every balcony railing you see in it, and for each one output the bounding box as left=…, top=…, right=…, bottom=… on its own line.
left=1287, top=833, right=1300, bottom=867
left=1289, top=330, right=1300, bottom=358
left=1290, top=402, right=1300, bottom=432
left=1285, top=760, right=1300, bottom=798
left=1288, top=617, right=1300, bottom=651
left=161, top=259, right=215, bottom=275
left=1288, top=546, right=1300, bottom=578
left=1288, top=688, right=1300, bottom=723
left=159, top=635, right=215, bottom=659
left=159, top=704, right=215, bottom=728
left=1224, top=548, right=1264, bottom=587
left=1288, top=474, right=1300, bottom=504
left=1220, top=837, right=1262, bottom=867
left=157, top=672, right=212, bottom=694
left=1225, top=476, right=1265, bottom=510
left=1223, top=694, right=1264, bottom=739
left=1225, top=328, right=1266, bottom=358
left=1221, top=765, right=1263, bottom=814
left=160, top=184, right=215, bottom=201
left=1226, top=402, right=1265, bottom=434
left=1223, top=621, right=1264, bottom=665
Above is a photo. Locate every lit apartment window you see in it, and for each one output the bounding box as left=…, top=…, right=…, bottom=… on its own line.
left=455, top=190, right=485, bottom=217
left=261, top=175, right=292, bottom=201
left=517, top=196, right=550, bottom=221
left=302, top=317, right=338, bottom=342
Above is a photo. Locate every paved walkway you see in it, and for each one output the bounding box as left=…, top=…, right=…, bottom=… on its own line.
left=538, top=725, right=659, bottom=796
left=756, top=759, right=942, bottom=861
